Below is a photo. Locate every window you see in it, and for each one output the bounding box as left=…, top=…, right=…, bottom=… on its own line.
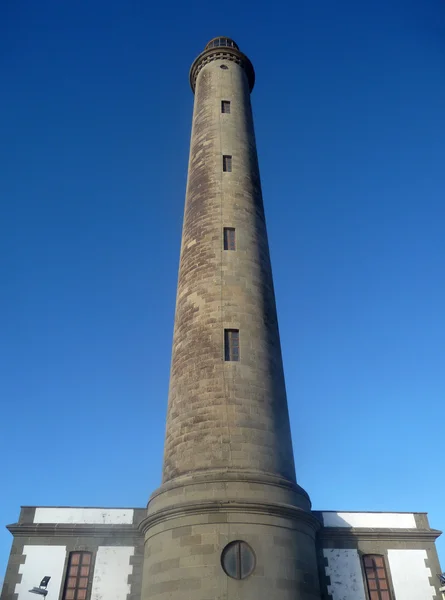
left=62, top=552, right=92, bottom=600
left=221, top=100, right=231, bottom=114
left=223, top=155, right=232, bottom=172
left=220, top=64, right=228, bottom=70
left=206, top=38, right=239, bottom=50
left=224, top=329, right=240, bottom=361
left=221, top=541, right=256, bottom=579
left=363, top=555, right=392, bottom=600
left=223, top=227, right=236, bottom=250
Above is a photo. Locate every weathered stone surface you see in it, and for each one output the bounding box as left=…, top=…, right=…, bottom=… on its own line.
left=142, top=512, right=321, bottom=600
left=141, top=38, right=322, bottom=600
left=163, top=42, right=296, bottom=485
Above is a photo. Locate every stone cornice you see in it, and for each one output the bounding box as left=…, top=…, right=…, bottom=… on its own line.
left=152, top=471, right=310, bottom=503
left=318, top=527, right=442, bottom=543
left=189, top=47, right=255, bottom=93
left=140, top=499, right=320, bottom=535
left=7, top=523, right=142, bottom=538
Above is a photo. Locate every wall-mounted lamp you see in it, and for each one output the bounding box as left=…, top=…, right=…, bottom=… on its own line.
left=29, top=576, right=51, bottom=597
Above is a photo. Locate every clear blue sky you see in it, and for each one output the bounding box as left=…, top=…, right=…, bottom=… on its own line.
left=1, top=0, right=445, bottom=576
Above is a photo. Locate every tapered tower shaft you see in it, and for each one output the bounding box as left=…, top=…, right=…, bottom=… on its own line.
left=141, top=38, right=321, bottom=600
left=163, top=38, right=295, bottom=484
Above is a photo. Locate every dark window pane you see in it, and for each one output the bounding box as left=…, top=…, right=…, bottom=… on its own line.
left=225, top=329, right=240, bottom=361
left=224, top=228, right=236, bottom=250
left=224, top=330, right=230, bottom=361
left=221, top=100, right=231, bottom=114
left=223, top=155, right=232, bottom=172
left=240, top=542, right=255, bottom=578
left=221, top=540, right=255, bottom=580
left=222, top=542, right=238, bottom=578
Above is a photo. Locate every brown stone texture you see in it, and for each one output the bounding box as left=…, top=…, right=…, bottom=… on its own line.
left=163, top=48, right=295, bottom=484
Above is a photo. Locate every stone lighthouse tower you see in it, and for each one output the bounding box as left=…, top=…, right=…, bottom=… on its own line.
left=2, top=34, right=442, bottom=600
left=140, top=37, right=321, bottom=600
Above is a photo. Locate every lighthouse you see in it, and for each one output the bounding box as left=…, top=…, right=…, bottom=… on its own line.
left=2, top=36, right=441, bottom=600
left=140, top=37, right=321, bottom=600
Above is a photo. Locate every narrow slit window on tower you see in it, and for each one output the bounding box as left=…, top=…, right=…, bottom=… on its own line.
left=221, top=100, right=231, bottom=114
left=223, top=227, right=236, bottom=250
left=224, top=329, right=240, bottom=361
left=363, top=555, right=392, bottom=600
left=223, top=155, right=232, bottom=172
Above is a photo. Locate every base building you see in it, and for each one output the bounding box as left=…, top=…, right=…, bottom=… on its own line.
left=1, top=37, right=442, bottom=600
left=2, top=508, right=442, bottom=600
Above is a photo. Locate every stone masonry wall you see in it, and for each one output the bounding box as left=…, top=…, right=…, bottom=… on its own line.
left=163, top=54, right=296, bottom=483
left=142, top=511, right=320, bottom=600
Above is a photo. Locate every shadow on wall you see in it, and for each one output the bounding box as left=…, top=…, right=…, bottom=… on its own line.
left=244, top=83, right=298, bottom=485
left=313, top=512, right=353, bottom=528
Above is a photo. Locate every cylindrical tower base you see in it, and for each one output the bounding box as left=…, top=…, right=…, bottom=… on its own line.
left=140, top=474, right=321, bottom=600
